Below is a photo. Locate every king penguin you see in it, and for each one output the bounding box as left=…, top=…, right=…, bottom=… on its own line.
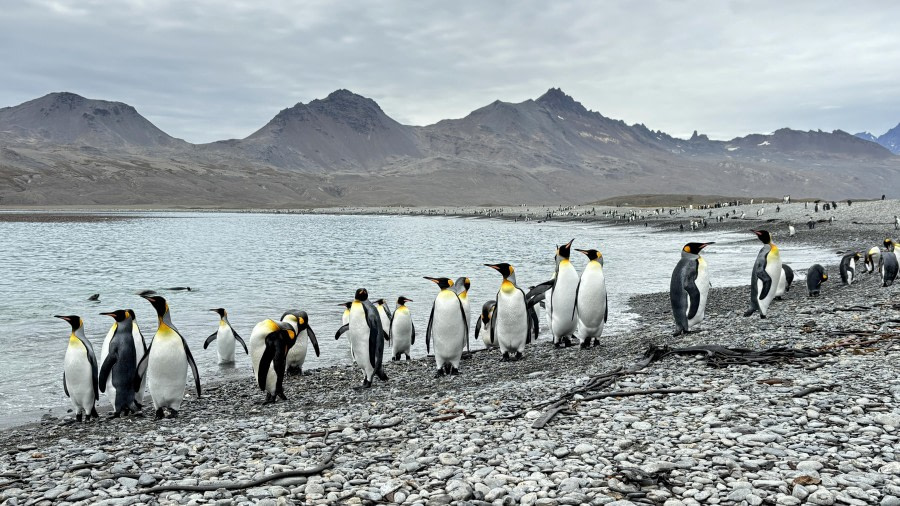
left=670, top=242, right=714, bottom=336
left=774, top=264, right=794, bottom=300
left=865, top=246, right=882, bottom=274
left=475, top=300, right=497, bottom=348
left=574, top=248, right=609, bottom=347
left=204, top=308, right=248, bottom=364
left=335, top=288, right=388, bottom=388
left=248, top=315, right=300, bottom=403
left=424, top=277, right=468, bottom=376
left=452, top=277, right=472, bottom=352
left=486, top=263, right=531, bottom=361
left=743, top=230, right=782, bottom=319
left=136, top=295, right=201, bottom=419
left=281, top=310, right=320, bottom=375
left=374, top=299, right=393, bottom=339
left=55, top=315, right=99, bottom=422
left=101, top=308, right=147, bottom=409
left=881, top=239, right=899, bottom=287
left=390, top=296, right=415, bottom=361
left=839, top=252, right=861, bottom=285
left=806, top=264, right=828, bottom=296
left=547, top=239, right=579, bottom=347
left=98, top=309, right=140, bottom=417
left=339, top=301, right=354, bottom=361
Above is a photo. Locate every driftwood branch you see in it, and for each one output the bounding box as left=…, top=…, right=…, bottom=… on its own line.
left=793, top=385, right=838, bottom=398
left=579, top=388, right=705, bottom=402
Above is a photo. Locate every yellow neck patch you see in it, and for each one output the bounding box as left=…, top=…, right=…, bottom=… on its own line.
left=501, top=280, right=516, bottom=293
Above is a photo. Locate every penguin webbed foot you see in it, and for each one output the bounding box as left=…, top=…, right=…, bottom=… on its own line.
left=262, top=393, right=276, bottom=405
left=377, top=370, right=388, bottom=381
left=743, top=308, right=757, bottom=317
left=287, top=365, right=302, bottom=376
left=579, top=337, right=593, bottom=348
left=75, top=413, right=83, bottom=423
left=450, top=366, right=460, bottom=376
left=168, top=409, right=178, bottom=419
left=513, top=352, right=523, bottom=361
left=500, top=352, right=511, bottom=362
left=155, top=408, right=165, bottom=420
left=90, top=407, right=99, bottom=420
left=391, top=355, right=399, bottom=362
left=405, top=354, right=411, bottom=361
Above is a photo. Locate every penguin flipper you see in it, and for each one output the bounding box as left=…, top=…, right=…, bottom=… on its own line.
left=134, top=342, right=152, bottom=392
left=411, top=320, right=416, bottom=345
left=180, top=335, right=202, bottom=398
left=525, top=281, right=553, bottom=304
left=84, top=343, right=101, bottom=400
left=456, top=295, right=469, bottom=350
left=528, top=304, right=539, bottom=342
left=232, top=329, right=249, bottom=355
left=758, top=268, right=773, bottom=300
left=685, top=283, right=701, bottom=320
left=572, top=280, right=581, bottom=322
left=98, top=349, right=117, bottom=394
left=258, top=338, right=276, bottom=391
left=307, top=327, right=320, bottom=357
left=474, top=319, right=481, bottom=342
left=489, top=292, right=498, bottom=344
left=203, top=331, right=217, bottom=349
left=63, top=372, right=69, bottom=397
left=335, top=324, right=350, bottom=340
left=604, top=297, right=608, bottom=324
left=362, top=302, right=383, bottom=373
left=134, top=323, right=148, bottom=353
left=425, top=302, right=435, bottom=354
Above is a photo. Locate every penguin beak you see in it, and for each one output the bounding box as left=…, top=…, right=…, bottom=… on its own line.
left=565, top=238, right=575, bottom=248
left=53, top=315, right=72, bottom=322
left=485, top=264, right=500, bottom=271
left=700, top=242, right=715, bottom=250
left=423, top=276, right=440, bottom=284
left=99, top=312, right=116, bottom=318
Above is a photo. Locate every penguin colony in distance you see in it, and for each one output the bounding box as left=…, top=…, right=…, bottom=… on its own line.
left=57, top=228, right=899, bottom=418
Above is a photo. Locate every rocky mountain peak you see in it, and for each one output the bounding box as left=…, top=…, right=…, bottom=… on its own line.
left=536, top=87, right=587, bottom=114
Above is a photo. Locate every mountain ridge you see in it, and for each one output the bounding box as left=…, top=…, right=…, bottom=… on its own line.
left=855, top=123, right=900, bottom=154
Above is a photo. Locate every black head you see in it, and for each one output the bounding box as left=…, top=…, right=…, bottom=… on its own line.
left=424, top=276, right=454, bottom=290
left=141, top=294, right=169, bottom=317
left=752, top=230, right=772, bottom=244
left=556, top=238, right=575, bottom=259
left=209, top=308, right=226, bottom=318
left=575, top=248, right=603, bottom=261
left=485, top=263, right=514, bottom=279
left=397, top=296, right=412, bottom=305
left=682, top=242, right=715, bottom=254
left=340, top=301, right=353, bottom=309
left=100, top=309, right=132, bottom=322
left=54, top=314, right=82, bottom=331
left=375, top=298, right=386, bottom=306
left=454, top=277, right=471, bottom=291
left=354, top=288, right=369, bottom=302
left=854, top=252, right=862, bottom=260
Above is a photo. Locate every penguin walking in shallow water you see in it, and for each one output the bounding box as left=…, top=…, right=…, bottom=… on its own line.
left=390, top=296, right=415, bottom=361
left=574, top=248, right=608, bottom=347
left=137, top=295, right=201, bottom=419
left=98, top=309, right=140, bottom=417
left=486, top=263, right=531, bottom=361
left=743, top=230, right=782, bottom=319
left=774, top=264, right=794, bottom=300
left=204, top=308, right=248, bottom=364
left=335, top=288, right=388, bottom=387
left=281, top=310, right=320, bottom=375
left=424, top=277, right=468, bottom=376
left=374, top=299, right=393, bottom=339
left=839, top=252, right=861, bottom=285
left=475, top=300, right=497, bottom=348
left=56, top=315, right=99, bottom=422
left=670, top=242, right=714, bottom=336
left=864, top=247, right=881, bottom=274
left=248, top=315, right=300, bottom=403
left=881, top=239, right=899, bottom=287
left=806, top=264, right=828, bottom=296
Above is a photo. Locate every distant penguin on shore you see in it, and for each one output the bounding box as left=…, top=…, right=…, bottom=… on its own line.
left=204, top=308, right=248, bottom=364
left=574, top=248, right=608, bottom=346
left=424, top=277, right=468, bottom=376
left=839, top=252, right=861, bottom=285
left=788, top=224, right=796, bottom=237
left=55, top=315, right=99, bottom=422
left=744, top=230, right=782, bottom=319
left=390, top=296, right=415, bottom=361
left=806, top=264, right=828, bottom=296
left=487, top=263, right=530, bottom=361
left=335, top=288, right=388, bottom=388
left=670, top=242, right=714, bottom=336
left=881, top=239, right=898, bottom=287
left=774, top=264, right=794, bottom=300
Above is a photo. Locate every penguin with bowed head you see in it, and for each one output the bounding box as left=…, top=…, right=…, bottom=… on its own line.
left=806, top=264, right=828, bottom=297
left=743, top=230, right=782, bottom=319
left=839, top=252, right=860, bottom=286
left=98, top=309, right=141, bottom=418
left=136, top=295, right=201, bottom=419
left=204, top=308, right=248, bottom=364
left=281, top=310, right=320, bottom=375
left=335, top=288, right=388, bottom=388
left=424, top=277, right=468, bottom=376
left=248, top=315, right=300, bottom=403
left=864, top=247, right=881, bottom=274
left=55, top=315, right=99, bottom=422
left=670, top=242, right=714, bottom=336
left=881, top=239, right=899, bottom=287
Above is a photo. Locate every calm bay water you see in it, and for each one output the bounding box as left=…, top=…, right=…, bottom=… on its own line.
left=0, top=212, right=837, bottom=420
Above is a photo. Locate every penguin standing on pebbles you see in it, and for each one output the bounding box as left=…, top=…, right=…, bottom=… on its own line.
left=98, top=309, right=140, bottom=417
left=881, top=239, right=899, bottom=287
left=806, top=264, right=828, bottom=296
left=56, top=315, right=99, bottom=422
left=452, top=277, right=472, bottom=351
left=670, top=242, right=714, bottom=336
left=486, top=263, right=530, bottom=361
left=744, top=230, right=782, bottom=319
left=574, top=248, right=608, bottom=347
left=204, top=308, right=248, bottom=364
left=548, top=239, right=580, bottom=347
left=335, top=288, right=388, bottom=388
left=424, top=277, right=468, bottom=376
left=249, top=315, right=300, bottom=402
left=374, top=299, right=392, bottom=339
left=475, top=301, right=497, bottom=348
left=774, top=264, right=794, bottom=300
left=839, top=253, right=861, bottom=286
left=864, top=247, right=881, bottom=274
left=390, top=296, right=415, bottom=361
left=281, top=310, right=320, bottom=375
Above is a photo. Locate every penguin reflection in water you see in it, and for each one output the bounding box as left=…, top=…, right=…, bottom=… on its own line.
left=335, top=288, right=389, bottom=388
left=744, top=230, right=782, bottom=319
left=56, top=315, right=100, bottom=422
left=424, top=277, right=468, bottom=376
left=670, top=242, right=714, bottom=336
left=137, top=295, right=202, bottom=419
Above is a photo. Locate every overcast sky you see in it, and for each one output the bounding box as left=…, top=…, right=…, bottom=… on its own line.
left=2, top=0, right=899, bottom=143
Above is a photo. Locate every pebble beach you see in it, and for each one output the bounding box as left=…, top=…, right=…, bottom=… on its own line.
left=1, top=200, right=899, bottom=506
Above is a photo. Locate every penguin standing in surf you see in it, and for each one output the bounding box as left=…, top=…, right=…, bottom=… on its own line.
left=98, top=309, right=141, bottom=417
left=881, top=239, right=899, bottom=287
left=204, top=308, right=248, bottom=364
left=335, top=288, right=388, bottom=387
left=248, top=315, right=300, bottom=403
left=486, top=263, right=531, bottom=361
left=424, top=277, right=468, bottom=376
left=281, top=310, right=320, bottom=375
left=670, top=242, right=714, bottom=336
left=806, top=264, right=828, bottom=296
left=839, top=252, right=861, bottom=285
left=136, top=295, right=201, bottom=419
left=56, top=315, right=99, bottom=422
left=574, top=248, right=608, bottom=347
left=774, top=264, right=794, bottom=300
left=743, top=230, right=782, bottom=319
left=390, top=296, right=415, bottom=361
left=475, top=300, right=497, bottom=348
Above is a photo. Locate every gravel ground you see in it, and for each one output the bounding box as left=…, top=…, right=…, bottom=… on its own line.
left=1, top=210, right=898, bottom=506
